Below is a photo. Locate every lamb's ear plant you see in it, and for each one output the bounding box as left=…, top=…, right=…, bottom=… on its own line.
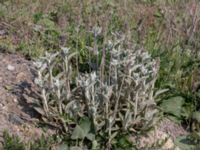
left=33, top=32, right=160, bottom=149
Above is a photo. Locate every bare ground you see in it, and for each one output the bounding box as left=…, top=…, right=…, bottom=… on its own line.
left=0, top=52, right=54, bottom=147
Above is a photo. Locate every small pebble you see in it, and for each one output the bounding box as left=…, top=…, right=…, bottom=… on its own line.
left=13, top=98, right=17, bottom=103
left=7, top=65, right=15, bottom=71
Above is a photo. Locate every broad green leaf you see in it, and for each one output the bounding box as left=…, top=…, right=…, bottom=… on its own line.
left=86, top=133, right=95, bottom=141
left=181, top=105, right=193, bottom=119
left=71, top=125, right=85, bottom=140
left=79, top=117, right=91, bottom=134
left=160, top=96, right=185, bottom=118
left=175, top=136, right=196, bottom=150
left=192, top=111, right=200, bottom=123
left=71, top=117, right=91, bottom=140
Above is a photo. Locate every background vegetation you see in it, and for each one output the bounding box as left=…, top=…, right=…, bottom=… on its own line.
left=0, top=0, right=200, bottom=149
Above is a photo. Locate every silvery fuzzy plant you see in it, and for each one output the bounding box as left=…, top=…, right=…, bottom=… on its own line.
left=76, top=34, right=159, bottom=143
left=33, top=33, right=159, bottom=148
left=33, top=48, right=77, bottom=124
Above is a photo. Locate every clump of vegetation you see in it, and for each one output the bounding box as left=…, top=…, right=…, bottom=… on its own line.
left=1, top=0, right=200, bottom=149
left=2, top=131, right=25, bottom=150
left=2, top=131, right=58, bottom=150
left=32, top=33, right=159, bottom=149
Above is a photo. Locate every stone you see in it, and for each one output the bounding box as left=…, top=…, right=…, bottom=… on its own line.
left=7, top=65, right=15, bottom=71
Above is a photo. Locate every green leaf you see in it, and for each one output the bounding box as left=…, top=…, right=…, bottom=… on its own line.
left=192, top=111, right=200, bottom=123
left=167, top=115, right=181, bottom=124
left=160, top=96, right=185, bottom=118
left=79, top=117, right=91, bottom=134
left=58, top=144, right=68, bottom=150
left=175, top=136, right=196, bottom=150
left=181, top=104, right=193, bottom=119
left=86, top=133, right=95, bottom=141
left=154, top=11, right=162, bottom=18
left=71, top=125, right=85, bottom=140
left=71, top=117, right=91, bottom=140
left=70, top=146, right=82, bottom=150
left=118, top=136, right=130, bottom=147
left=189, top=131, right=200, bottom=141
